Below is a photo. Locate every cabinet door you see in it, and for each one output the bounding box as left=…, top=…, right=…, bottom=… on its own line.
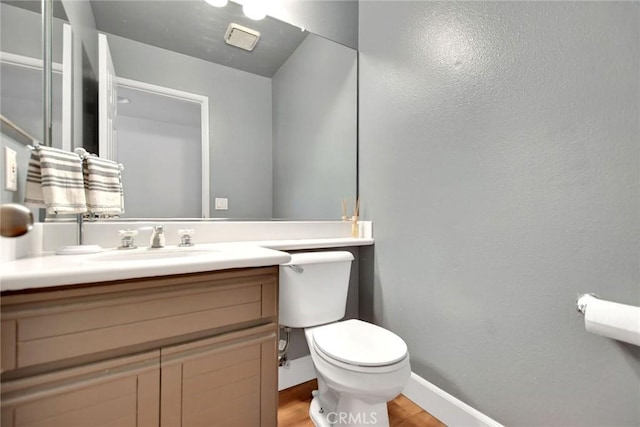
left=161, top=324, right=277, bottom=427
left=1, top=351, right=159, bottom=427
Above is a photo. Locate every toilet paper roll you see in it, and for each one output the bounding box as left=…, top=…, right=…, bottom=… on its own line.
left=583, top=295, right=640, bottom=347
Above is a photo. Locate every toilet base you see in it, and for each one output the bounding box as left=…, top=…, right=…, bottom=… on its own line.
left=308, top=393, right=390, bottom=427
left=309, top=397, right=329, bottom=427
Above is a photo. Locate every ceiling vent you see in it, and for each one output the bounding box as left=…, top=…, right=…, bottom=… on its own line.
left=224, top=23, right=260, bottom=51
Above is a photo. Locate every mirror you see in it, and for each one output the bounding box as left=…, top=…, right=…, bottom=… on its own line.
left=58, top=0, right=358, bottom=220
left=1, top=2, right=47, bottom=210
left=0, top=0, right=96, bottom=211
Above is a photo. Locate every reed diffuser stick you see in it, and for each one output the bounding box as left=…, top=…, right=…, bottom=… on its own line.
left=351, top=197, right=360, bottom=238
left=341, top=198, right=348, bottom=221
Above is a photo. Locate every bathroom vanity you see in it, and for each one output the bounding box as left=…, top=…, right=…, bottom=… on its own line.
left=0, top=246, right=290, bottom=427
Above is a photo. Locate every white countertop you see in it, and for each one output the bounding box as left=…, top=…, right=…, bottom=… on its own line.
left=0, top=243, right=291, bottom=292
left=0, top=237, right=373, bottom=292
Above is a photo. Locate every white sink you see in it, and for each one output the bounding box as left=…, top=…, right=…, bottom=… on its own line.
left=90, top=249, right=219, bottom=262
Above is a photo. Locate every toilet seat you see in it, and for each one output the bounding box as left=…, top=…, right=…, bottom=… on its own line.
left=312, top=319, right=408, bottom=367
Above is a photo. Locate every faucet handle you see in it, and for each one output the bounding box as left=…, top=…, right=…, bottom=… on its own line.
left=178, top=229, right=195, bottom=247
left=118, top=229, right=138, bottom=250
left=150, top=225, right=166, bottom=248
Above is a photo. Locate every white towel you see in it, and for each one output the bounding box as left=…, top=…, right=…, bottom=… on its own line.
left=83, top=156, right=124, bottom=214
left=24, top=146, right=88, bottom=215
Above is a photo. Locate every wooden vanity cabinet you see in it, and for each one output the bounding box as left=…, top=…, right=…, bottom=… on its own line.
left=0, top=267, right=279, bottom=427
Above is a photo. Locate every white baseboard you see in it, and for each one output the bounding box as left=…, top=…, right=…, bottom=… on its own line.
left=402, top=372, right=503, bottom=427
left=278, top=355, right=317, bottom=391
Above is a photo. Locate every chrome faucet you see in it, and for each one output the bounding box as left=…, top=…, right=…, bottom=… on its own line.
left=149, top=225, right=165, bottom=248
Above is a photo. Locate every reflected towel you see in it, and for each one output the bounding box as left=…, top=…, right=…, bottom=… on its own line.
left=83, top=156, right=124, bottom=214
left=24, top=146, right=88, bottom=214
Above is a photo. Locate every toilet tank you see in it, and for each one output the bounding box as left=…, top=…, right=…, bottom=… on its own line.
left=279, top=251, right=354, bottom=328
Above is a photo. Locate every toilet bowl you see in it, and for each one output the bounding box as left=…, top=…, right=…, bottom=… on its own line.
left=279, top=252, right=411, bottom=427
left=305, top=320, right=411, bottom=427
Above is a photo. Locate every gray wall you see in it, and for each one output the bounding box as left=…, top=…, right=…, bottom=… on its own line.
left=60, top=0, right=98, bottom=77
left=0, top=64, right=63, bottom=148
left=359, top=2, right=639, bottom=426
left=117, top=116, right=201, bottom=218
left=273, top=0, right=358, bottom=50
left=0, top=3, right=63, bottom=63
left=106, top=33, right=273, bottom=219
left=272, top=34, right=357, bottom=220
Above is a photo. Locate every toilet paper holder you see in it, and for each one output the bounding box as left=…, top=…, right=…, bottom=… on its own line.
left=576, top=292, right=640, bottom=347
left=576, top=293, right=599, bottom=315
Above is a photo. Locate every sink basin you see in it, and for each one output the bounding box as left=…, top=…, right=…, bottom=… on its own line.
left=90, top=249, right=218, bottom=262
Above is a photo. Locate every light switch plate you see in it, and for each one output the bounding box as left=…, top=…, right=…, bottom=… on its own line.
left=215, top=197, right=228, bottom=210
left=5, top=147, right=18, bottom=191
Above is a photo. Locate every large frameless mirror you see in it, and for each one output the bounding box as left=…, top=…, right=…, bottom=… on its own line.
left=0, top=0, right=357, bottom=220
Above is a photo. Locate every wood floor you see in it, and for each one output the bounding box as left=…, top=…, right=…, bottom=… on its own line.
left=278, top=380, right=445, bottom=427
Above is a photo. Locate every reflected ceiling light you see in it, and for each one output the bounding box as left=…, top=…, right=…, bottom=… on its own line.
left=204, top=0, right=228, bottom=7
left=242, top=1, right=267, bottom=20
left=117, top=96, right=131, bottom=104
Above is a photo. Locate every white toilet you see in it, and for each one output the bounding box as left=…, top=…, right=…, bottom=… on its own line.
left=280, top=251, right=411, bottom=427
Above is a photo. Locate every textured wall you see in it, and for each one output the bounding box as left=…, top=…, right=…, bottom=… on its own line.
left=359, top=2, right=639, bottom=425
left=106, top=33, right=273, bottom=219
left=272, top=34, right=357, bottom=220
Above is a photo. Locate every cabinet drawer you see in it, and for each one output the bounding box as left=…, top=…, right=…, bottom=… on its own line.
left=1, top=268, right=278, bottom=371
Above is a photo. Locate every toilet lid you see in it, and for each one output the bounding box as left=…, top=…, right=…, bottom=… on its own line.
left=312, top=319, right=408, bottom=367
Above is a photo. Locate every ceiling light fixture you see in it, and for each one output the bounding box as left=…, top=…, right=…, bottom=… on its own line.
left=204, top=0, right=228, bottom=8
left=242, top=1, right=267, bottom=20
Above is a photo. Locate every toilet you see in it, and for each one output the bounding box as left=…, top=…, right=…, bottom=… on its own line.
left=280, top=251, right=411, bottom=427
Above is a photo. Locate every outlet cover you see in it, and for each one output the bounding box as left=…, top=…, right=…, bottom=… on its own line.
left=5, top=147, right=17, bottom=191
left=215, top=198, right=228, bottom=210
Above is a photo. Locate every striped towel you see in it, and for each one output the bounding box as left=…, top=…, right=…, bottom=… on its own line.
left=24, top=146, right=88, bottom=214
left=83, top=156, right=124, bottom=214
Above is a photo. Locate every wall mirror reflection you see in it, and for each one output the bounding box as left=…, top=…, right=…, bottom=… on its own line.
left=0, top=0, right=357, bottom=221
